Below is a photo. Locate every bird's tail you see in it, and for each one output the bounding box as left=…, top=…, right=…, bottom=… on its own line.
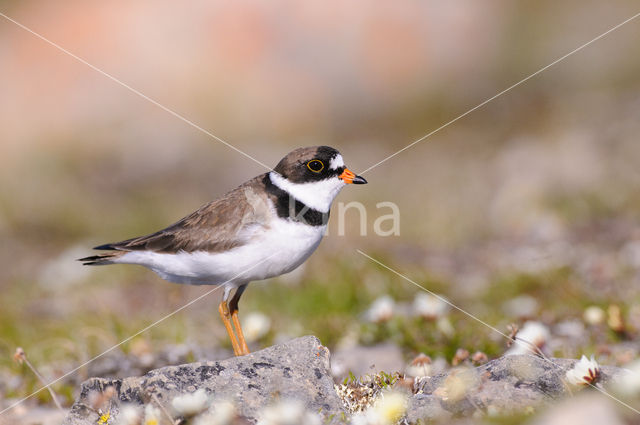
left=78, top=252, right=123, bottom=265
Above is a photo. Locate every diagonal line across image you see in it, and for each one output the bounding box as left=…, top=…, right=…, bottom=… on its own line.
left=0, top=252, right=280, bottom=417
left=360, top=10, right=640, bottom=175
left=0, top=12, right=274, bottom=173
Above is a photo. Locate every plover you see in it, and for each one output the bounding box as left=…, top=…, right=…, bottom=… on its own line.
left=79, top=146, right=367, bottom=356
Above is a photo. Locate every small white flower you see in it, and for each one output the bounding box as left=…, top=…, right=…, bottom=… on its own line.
left=615, top=359, right=640, bottom=396
left=565, top=355, right=601, bottom=386
left=433, top=367, right=478, bottom=402
left=405, top=353, right=432, bottom=378
left=374, top=391, right=408, bottom=424
left=114, top=404, right=142, bottom=425
left=242, top=312, right=272, bottom=342
left=351, top=391, right=408, bottom=425
left=365, top=296, right=395, bottom=323
left=583, top=306, right=606, bottom=325
left=412, top=293, right=449, bottom=320
left=143, top=404, right=161, bottom=425
left=193, top=400, right=236, bottom=425
left=171, top=389, right=209, bottom=417
left=505, top=321, right=550, bottom=355
left=256, top=399, right=321, bottom=425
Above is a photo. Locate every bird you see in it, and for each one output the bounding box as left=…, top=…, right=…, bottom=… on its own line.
left=79, top=146, right=367, bottom=356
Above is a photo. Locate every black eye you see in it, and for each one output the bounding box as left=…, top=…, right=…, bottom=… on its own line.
left=307, top=159, right=324, bottom=173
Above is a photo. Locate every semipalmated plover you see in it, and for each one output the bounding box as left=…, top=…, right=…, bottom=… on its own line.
left=79, top=146, right=366, bottom=356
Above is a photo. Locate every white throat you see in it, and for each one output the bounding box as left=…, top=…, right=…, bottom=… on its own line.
left=269, top=171, right=345, bottom=213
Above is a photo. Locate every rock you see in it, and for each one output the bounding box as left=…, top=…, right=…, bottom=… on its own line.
left=405, top=394, right=451, bottom=423
left=61, top=338, right=630, bottom=425
left=72, top=343, right=232, bottom=388
left=409, top=354, right=624, bottom=420
left=62, top=336, right=344, bottom=425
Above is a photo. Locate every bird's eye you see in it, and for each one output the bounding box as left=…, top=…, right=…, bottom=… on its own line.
left=306, top=159, right=324, bottom=173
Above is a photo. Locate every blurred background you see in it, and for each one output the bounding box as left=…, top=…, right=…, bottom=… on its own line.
left=1, top=0, right=640, bottom=419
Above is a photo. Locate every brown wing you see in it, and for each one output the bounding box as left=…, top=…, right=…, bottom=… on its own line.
left=94, top=175, right=272, bottom=254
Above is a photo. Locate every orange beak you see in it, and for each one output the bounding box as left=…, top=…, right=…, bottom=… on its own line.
left=339, top=168, right=367, bottom=184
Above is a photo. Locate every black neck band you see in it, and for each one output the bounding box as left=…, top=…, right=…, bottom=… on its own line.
left=263, top=174, right=330, bottom=226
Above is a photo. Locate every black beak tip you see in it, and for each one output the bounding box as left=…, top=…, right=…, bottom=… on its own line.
left=353, top=175, right=367, bottom=184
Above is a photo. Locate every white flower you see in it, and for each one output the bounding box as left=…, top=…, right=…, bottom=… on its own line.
left=144, top=404, right=161, bottom=425
left=405, top=353, right=432, bottom=378
left=565, top=355, right=601, bottom=386
left=433, top=367, right=478, bottom=402
left=365, top=296, right=395, bottom=323
left=412, top=293, right=449, bottom=319
left=193, top=400, right=236, bottom=425
left=115, top=404, right=142, bottom=425
left=256, top=399, right=321, bottom=425
left=583, top=306, right=606, bottom=325
left=614, top=359, right=640, bottom=396
left=373, top=390, right=408, bottom=423
left=505, top=321, right=550, bottom=355
left=171, top=389, right=209, bottom=417
left=242, top=312, right=272, bottom=343
left=350, top=391, right=408, bottom=425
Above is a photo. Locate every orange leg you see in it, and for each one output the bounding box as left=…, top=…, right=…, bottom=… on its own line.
left=231, top=309, right=250, bottom=355
left=218, top=301, right=242, bottom=356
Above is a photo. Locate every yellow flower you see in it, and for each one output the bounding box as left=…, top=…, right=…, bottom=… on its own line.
left=144, top=404, right=161, bottom=425
left=98, top=411, right=110, bottom=424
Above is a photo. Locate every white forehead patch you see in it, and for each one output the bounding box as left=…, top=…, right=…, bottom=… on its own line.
left=330, top=154, right=345, bottom=170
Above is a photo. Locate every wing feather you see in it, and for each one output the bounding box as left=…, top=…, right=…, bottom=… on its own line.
left=93, top=175, right=272, bottom=255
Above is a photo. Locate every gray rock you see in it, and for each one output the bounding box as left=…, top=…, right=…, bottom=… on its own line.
left=61, top=338, right=630, bottom=425
left=69, top=343, right=232, bottom=388
left=62, top=336, right=344, bottom=425
left=406, top=394, right=451, bottom=423
left=409, top=354, right=623, bottom=420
